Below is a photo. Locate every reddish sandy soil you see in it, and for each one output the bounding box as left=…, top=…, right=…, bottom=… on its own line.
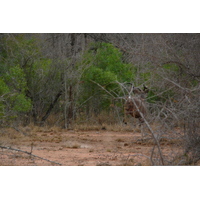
left=0, top=129, right=185, bottom=166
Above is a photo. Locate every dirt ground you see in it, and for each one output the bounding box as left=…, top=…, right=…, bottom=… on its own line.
left=0, top=127, right=186, bottom=166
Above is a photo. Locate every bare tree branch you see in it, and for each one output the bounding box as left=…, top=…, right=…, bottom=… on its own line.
left=0, top=146, right=62, bottom=166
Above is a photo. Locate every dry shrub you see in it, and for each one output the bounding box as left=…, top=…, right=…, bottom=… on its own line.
left=73, top=109, right=150, bottom=132
left=177, top=98, right=200, bottom=165
left=184, top=120, right=200, bottom=164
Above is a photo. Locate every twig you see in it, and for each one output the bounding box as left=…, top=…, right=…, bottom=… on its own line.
left=89, top=80, right=165, bottom=165
left=131, top=97, right=165, bottom=165
left=150, top=145, right=156, bottom=165
left=90, top=80, right=116, bottom=98
left=163, top=77, right=190, bottom=92
left=125, top=154, right=130, bottom=165
left=0, top=146, right=62, bottom=166
left=11, top=126, right=28, bottom=136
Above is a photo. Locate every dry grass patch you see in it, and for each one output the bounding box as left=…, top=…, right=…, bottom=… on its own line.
left=116, top=138, right=125, bottom=142
left=74, top=124, right=101, bottom=131
left=71, top=144, right=80, bottom=149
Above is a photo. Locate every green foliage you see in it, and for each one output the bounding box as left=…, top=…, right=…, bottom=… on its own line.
left=80, top=42, right=134, bottom=111
left=0, top=79, right=10, bottom=94
left=0, top=80, right=32, bottom=121
left=25, top=58, right=53, bottom=93
left=83, top=67, right=117, bottom=88
left=140, top=71, right=151, bottom=82
left=0, top=79, right=9, bottom=118
left=162, top=63, right=179, bottom=72
left=0, top=69, right=32, bottom=121
left=0, top=34, right=49, bottom=123
left=147, top=89, right=159, bottom=103
left=0, top=34, right=68, bottom=125
left=87, top=42, right=133, bottom=82
left=147, top=88, right=175, bottom=104
left=11, top=93, right=32, bottom=112
left=4, top=65, right=27, bottom=92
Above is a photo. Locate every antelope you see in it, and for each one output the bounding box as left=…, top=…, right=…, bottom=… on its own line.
left=123, top=84, right=149, bottom=136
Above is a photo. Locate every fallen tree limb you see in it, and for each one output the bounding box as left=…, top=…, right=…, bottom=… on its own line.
left=0, top=145, right=62, bottom=166
left=131, top=97, right=165, bottom=165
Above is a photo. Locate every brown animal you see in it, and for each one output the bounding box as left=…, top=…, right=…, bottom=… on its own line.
left=124, top=85, right=149, bottom=125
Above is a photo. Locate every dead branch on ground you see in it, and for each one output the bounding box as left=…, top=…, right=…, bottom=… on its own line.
left=0, top=145, right=62, bottom=166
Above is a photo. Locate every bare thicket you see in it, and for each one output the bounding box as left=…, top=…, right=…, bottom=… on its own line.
left=1, top=33, right=199, bottom=165
left=88, top=33, right=200, bottom=165
left=115, top=34, right=200, bottom=165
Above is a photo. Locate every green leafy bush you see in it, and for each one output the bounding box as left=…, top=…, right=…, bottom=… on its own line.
left=80, top=42, right=134, bottom=112
left=0, top=34, right=49, bottom=123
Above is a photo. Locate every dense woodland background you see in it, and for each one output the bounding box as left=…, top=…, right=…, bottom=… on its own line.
left=0, top=33, right=200, bottom=164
